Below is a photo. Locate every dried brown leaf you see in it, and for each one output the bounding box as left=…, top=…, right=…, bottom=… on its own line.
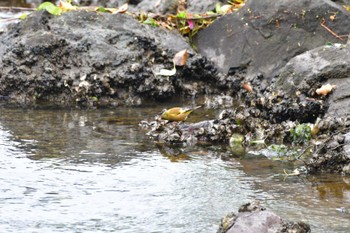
left=115, top=3, right=128, bottom=14
left=242, top=82, right=253, bottom=92
left=316, top=83, right=336, bottom=96
left=173, top=49, right=188, bottom=66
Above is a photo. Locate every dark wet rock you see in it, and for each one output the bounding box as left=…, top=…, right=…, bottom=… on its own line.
left=217, top=201, right=311, bottom=233
left=304, top=114, right=350, bottom=174
left=131, top=0, right=179, bottom=14
left=131, top=0, right=224, bottom=14
left=332, top=0, right=350, bottom=4
left=307, top=121, right=350, bottom=174
left=276, top=44, right=350, bottom=118
left=194, top=0, right=350, bottom=79
left=140, top=106, right=301, bottom=146
left=0, top=10, right=222, bottom=106
left=263, top=52, right=350, bottom=173
left=72, top=0, right=124, bottom=7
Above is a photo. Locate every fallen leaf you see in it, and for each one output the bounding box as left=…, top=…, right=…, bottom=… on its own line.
left=37, top=2, right=62, bottom=15
left=59, top=0, right=77, bottom=12
left=19, top=13, right=28, bottom=20
left=176, top=11, right=187, bottom=19
left=316, top=83, right=336, bottom=96
left=155, top=63, right=176, bottom=76
left=95, top=7, right=109, bottom=13
left=154, top=0, right=161, bottom=7
left=187, top=20, right=194, bottom=30
left=143, top=18, right=159, bottom=26
left=221, top=4, right=233, bottom=14
left=116, top=3, right=128, bottom=14
left=95, top=3, right=128, bottom=14
left=173, top=49, right=188, bottom=66
left=242, top=82, right=253, bottom=92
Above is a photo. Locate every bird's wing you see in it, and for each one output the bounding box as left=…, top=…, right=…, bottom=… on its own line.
left=179, top=108, right=193, bottom=115
left=168, top=107, right=182, bottom=115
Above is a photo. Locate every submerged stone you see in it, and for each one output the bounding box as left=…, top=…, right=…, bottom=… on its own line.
left=217, top=201, right=311, bottom=233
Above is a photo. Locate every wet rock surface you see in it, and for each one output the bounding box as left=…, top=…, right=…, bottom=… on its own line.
left=1, top=1, right=350, bottom=175
left=130, top=0, right=224, bottom=14
left=307, top=117, right=350, bottom=174
left=276, top=44, right=350, bottom=118
left=141, top=106, right=302, bottom=146
left=273, top=44, right=350, bottom=174
left=217, top=201, right=311, bottom=233
left=194, top=0, right=350, bottom=78
left=0, top=10, right=224, bottom=106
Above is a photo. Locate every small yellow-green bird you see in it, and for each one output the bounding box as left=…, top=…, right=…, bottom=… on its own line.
left=161, top=106, right=201, bottom=122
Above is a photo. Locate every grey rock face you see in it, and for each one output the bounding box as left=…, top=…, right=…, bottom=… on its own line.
left=0, top=11, right=219, bottom=106
left=276, top=45, right=350, bottom=118
left=194, top=0, right=350, bottom=79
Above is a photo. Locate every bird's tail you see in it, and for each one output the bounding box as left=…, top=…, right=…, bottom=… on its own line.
left=192, top=105, right=202, bottom=110
left=183, top=105, right=202, bottom=114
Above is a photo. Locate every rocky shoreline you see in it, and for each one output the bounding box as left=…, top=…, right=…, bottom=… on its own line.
left=0, top=0, right=349, bottom=171
left=0, top=0, right=350, bottom=231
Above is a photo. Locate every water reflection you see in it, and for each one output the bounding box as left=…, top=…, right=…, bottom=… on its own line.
left=0, top=108, right=251, bottom=232
left=309, top=175, right=350, bottom=201
left=0, top=108, right=150, bottom=164
left=0, top=107, right=349, bottom=232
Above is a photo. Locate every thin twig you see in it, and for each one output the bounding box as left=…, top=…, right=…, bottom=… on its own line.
left=0, top=18, right=20, bottom=23
left=296, top=144, right=314, bottom=159
left=170, top=14, right=222, bottom=21
left=320, top=17, right=343, bottom=41
left=0, top=7, right=36, bottom=12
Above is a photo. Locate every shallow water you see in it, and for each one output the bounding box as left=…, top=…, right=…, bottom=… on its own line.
left=0, top=1, right=350, bottom=232
left=0, top=107, right=349, bottom=233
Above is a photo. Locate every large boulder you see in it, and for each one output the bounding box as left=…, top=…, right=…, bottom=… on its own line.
left=0, top=10, right=220, bottom=106
left=194, top=0, right=350, bottom=79
left=274, top=43, right=350, bottom=174
left=276, top=44, right=350, bottom=118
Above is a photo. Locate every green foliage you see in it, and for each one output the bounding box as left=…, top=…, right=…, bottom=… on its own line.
left=290, top=124, right=311, bottom=145
left=229, top=133, right=245, bottom=146
left=37, top=2, right=62, bottom=16
left=269, top=144, right=288, bottom=156
left=143, top=18, right=159, bottom=27
left=176, top=11, right=187, bottom=19
left=96, top=7, right=109, bottom=13
left=263, top=144, right=305, bottom=161
left=19, top=13, right=28, bottom=20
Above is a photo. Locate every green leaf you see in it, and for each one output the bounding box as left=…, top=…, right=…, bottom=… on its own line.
left=37, top=2, right=62, bottom=16
left=215, top=3, right=222, bottom=13
left=176, top=11, right=187, bottom=19
left=19, top=13, right=28, bottom=20
left=143, top=18, right=159, bottom=27
left=96, top=7, right=109, bottom=13
left=290, top=124, right=311, bottom=144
